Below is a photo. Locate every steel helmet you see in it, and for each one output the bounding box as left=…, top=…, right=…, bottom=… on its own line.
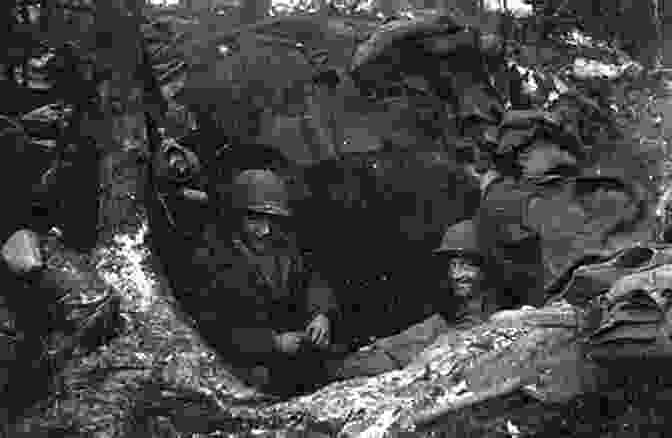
left=154, top=141, right=202, bottom=185
left=433, top=219, right=481, bottom=262
left=231, top=169, right=291, bottom=217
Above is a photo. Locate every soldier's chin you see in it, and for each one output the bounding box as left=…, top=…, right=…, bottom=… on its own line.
left=453, top=283, right=475, bottom=298
left=250, top=237, right=275, bottom=253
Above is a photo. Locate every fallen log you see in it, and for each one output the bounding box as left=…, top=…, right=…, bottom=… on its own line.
left=412, top=375, right=525, bottom=427
left=17, top=225, right=672, bottom=437
left=261, top=302, right=596, bottom=437
left=10, top=224, right=600, bottom=438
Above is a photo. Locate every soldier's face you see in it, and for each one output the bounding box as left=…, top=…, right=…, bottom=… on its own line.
left=447, top=257, right=482, bottom=298
left=241, top=213, right=281, bottom=252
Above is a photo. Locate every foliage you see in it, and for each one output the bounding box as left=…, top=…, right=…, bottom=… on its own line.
left=519, top=0, right=661, bottom=67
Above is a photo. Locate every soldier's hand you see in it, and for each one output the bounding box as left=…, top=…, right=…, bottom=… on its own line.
left=274, top=332, right=305, bottom=355
left=306, top=314, right=331, bottom=348
left=2, top=229, right=43, bottom=275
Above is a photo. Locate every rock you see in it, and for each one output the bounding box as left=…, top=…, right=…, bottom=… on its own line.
left=2, top=232, right=122, bottom=426
left=2, top=229, right=43, bottom=274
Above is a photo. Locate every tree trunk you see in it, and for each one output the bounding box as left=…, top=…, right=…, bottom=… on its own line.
left=14, top=292, right=605, bottom=437
left=265, top=303, right=594, bottom=436
left=240, top=0, right=270, bottom=25
left=316, top=0, right=329, bottom=17
left=89, top=0, right=149, bottom=241
left=378, top=0, right=406, bottom=18
left=304, top=87, right=338, bottom=162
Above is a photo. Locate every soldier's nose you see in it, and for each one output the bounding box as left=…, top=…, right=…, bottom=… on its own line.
left=253, top=221, right=271, bottom=237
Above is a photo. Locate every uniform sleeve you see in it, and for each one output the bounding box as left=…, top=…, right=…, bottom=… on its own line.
left=305, top=271, right=338, bottom=319
left=300, top=253, right=338, bottom=320
left=209, top=286, right=279, bottom=357
left=227, top=326, right=278, bottom=355
left=185, top=241, right=279, bottom=359
left=194, top=293, right=279, bottom=358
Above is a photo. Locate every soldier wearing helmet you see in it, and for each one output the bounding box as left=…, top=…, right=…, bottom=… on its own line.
left=436, top=110, right=650, bottom=314
left=188, top=168, right=338, bottom=395
left=432, top=219, right=492, bottom=328
left=435, top=109, right=588, bottom=315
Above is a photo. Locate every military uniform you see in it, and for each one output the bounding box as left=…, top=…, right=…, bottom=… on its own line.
left=433, top=175, right=554, bottom=319
left=455, top=174, right=647, bottom=313
left=180, top=169, right=338, bottom=395
left=188, top=224, right=337, bottom=353
left=436, top=110, right=587, bottom=313
left=475, top=175, right=569, bottom=309
left=332, top=166, right=648, bottom=381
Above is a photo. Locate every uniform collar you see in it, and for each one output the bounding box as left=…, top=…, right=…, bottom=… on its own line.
left=231, top=236, right=284, bottom=290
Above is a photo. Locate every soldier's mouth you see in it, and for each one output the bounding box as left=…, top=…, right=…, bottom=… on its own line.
left=453, top=277, right=478, bottom=296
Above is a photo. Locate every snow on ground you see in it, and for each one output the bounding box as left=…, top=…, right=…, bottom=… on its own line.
left=571, top=57, right=640, bottom=80
left=149, top=0, right=533, bottom=16
left=96, top=221, right=159, bottom=313
left=484, top=0, right=532, bottom=16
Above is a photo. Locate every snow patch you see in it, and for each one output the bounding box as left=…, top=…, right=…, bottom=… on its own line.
left=572, top=58, right=619, bottom=79
left=506, top=420, right=522, bottom=437
left=563, top=30, right=597, bottom=48
left=572, top=57, right=639, bottom=80
left=97, top=221, right=158, bottom=312
left=522, top=72, right=538, bottom=95
left=358, top=408, right=401, bottom=438
left=484, top=0, right=532, bottom=16
left=656, top=185, right=672, bottom=218
left=512, top=63, right=540, bottom=96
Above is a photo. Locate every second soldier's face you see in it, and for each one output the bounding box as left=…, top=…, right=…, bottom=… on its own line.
left=448, top=257, right=482, bottom=298
left=241, top=213, right=285, bottom=253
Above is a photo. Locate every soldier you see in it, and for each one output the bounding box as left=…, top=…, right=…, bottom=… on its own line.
left=433, top=219, right=491, bottom=328
left=188, top=168, right=339, bottom=396
left=463, top=109, right=649, bottom=314
left=436, top=109, right=586, bottom=316
left=328, top=110, right=582, bottom=379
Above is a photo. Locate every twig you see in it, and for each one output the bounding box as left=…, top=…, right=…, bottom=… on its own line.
left=158, top=61, right=187, bottom=83
left=412, top=376, right=525, bottom=428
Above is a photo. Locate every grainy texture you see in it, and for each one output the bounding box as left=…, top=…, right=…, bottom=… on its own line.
left=13, top=232, right=592, bottom=438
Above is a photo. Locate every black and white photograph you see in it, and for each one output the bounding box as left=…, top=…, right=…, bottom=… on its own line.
left=0, top=0, right=671, bottom=436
